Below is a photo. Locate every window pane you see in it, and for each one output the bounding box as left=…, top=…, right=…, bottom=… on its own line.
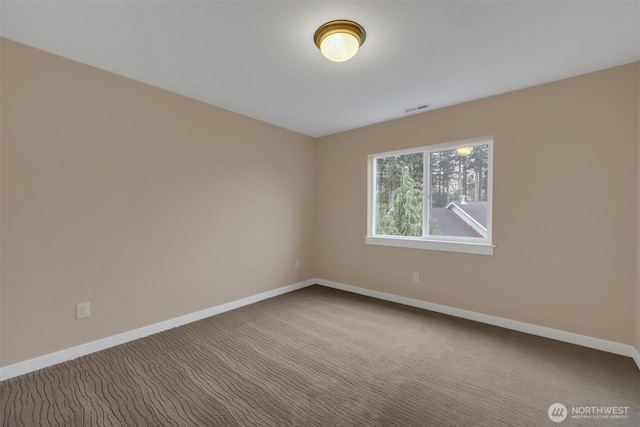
left=375, top=152, right=423, bottom=237
left=429, top=144, right=489, bottom=238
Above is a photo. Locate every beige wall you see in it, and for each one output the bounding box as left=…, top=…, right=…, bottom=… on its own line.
left=316, top=63, right=639, bottom=345
left=0, top=39, right=317, bottom=366
left=2, top=37, right=639, bottom=368
left=0, top=37, right=3, bottom=366
left=637, top=62, right=640, bottom=353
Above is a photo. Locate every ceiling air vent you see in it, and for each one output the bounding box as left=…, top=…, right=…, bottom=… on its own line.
left=405, top=103, right=431, bottom=113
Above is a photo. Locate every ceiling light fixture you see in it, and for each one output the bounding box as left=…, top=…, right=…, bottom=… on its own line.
left=314, top=20, right=366, bottom=63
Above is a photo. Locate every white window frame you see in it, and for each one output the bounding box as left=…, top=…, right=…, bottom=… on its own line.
left=366, top=136, right=494, bottom=256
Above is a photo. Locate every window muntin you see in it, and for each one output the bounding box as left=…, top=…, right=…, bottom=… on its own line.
left=369, top=137, right=493, bottom=254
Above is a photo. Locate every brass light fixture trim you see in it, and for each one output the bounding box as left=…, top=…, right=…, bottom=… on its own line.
left=314, top=20, right=366, bottom=62
left=314, top=20, right=367, bottom=50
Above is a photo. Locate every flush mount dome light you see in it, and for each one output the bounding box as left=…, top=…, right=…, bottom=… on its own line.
left=314, top=20, right=366, bottom=62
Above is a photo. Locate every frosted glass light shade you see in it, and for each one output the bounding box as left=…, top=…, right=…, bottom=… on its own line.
left=320, top=32, right=360, bottom=62
left=314, top=20, right=366, bottom=63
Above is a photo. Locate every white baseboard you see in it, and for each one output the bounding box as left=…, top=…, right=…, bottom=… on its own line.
left=315, top=279, right=640, bottom=364
left=632, top=346, right=640, bottom=371
left=2, top=277, right=638, bottom=381
left=0, top=279, right=315, bottom=381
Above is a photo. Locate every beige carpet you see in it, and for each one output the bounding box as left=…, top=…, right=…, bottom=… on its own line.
left=2, top=285, right=639, bottom=426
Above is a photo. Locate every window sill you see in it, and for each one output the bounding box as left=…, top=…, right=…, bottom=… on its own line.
left=365, top=236, right=494, bottom=255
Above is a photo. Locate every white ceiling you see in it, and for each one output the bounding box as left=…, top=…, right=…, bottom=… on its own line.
left=2, top=1, right=639, bottom=138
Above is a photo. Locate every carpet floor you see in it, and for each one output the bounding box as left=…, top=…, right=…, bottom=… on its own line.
left=1, top=285, right=639, bottom=426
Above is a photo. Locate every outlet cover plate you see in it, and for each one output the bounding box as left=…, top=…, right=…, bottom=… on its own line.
left=76, top=302, right=90, bottom=319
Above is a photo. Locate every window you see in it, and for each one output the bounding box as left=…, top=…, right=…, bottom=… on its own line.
left=367, top=137, right=494, bottom=255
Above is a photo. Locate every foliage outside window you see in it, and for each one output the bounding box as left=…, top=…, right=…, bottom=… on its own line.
left=368, top=137, right=493, bottom=255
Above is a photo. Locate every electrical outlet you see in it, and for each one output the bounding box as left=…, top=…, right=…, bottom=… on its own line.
left=294, top=260, right=300, bottom=270
left=412, top=272, right=420, bottom=283
left=76, top=302, right=90, bottom=320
